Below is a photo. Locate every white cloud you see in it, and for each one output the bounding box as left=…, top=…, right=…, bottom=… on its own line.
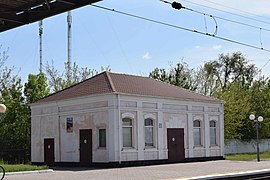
left=212, top=45, right=222, bottom=50
left=142, top=52, right=152, bottom=60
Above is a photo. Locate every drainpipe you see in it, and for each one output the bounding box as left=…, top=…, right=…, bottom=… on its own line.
left=57, top=102, right=61, bottom=162
left=118, top=94, right=121, bottom=164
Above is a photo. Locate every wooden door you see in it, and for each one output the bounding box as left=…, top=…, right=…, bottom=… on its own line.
left=79, top=129, right=92, bottom=166
left=44, top=138, right=55, bottom=166
left=167, top=128, right=185, bottom=162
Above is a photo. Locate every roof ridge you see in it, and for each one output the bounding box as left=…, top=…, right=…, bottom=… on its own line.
left=109, top=72, right=216, bottom=100
left=105, top=71, right=116, bottom=92
left=149, top=76, right=218, bottom=100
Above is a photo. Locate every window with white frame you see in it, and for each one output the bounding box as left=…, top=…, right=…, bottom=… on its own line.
left=122, top=117, right=133, bottom=147
left=210, top=120, right=217, bottom=145
left=193, top=120, right=202, bottom=146
left=99, top=129, right=106, bottom=148
left=145, top=118, right=154, bottom=147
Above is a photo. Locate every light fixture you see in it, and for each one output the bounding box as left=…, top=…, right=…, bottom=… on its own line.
left=0, top=104, right=6, bottom=114
left=249, top=114, right=264, bottom=162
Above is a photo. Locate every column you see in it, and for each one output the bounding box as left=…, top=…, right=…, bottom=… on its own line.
left=204, top=106, right=210, bottom=157
left=137, top=101, right=144, bottom=160
left=187, top=105, right=193, bottom=158
left=157, top=102, right=164, bottom=159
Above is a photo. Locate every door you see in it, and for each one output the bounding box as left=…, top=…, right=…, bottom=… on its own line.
left=80, top=129, right=92, bottom=166
left=167, top=128, right=185, bottom=162
left=44, top=138, right=55, bottom=166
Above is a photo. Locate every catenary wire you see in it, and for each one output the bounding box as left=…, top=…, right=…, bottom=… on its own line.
left=201, top=0, right=270, bottom=23
left=90, top=4, right=270, bottom=53
left=182, top=0, right=270, bottom=26
left=161, top=0, right=270, bottom=32
left=159, top=1, right=270, bottom=72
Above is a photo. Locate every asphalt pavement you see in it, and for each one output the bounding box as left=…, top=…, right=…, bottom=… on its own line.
left=4, top=160, right=270, bottom=180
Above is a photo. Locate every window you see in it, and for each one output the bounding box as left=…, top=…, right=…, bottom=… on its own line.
left=66, top=117, right=73, bottom=133
left=210, top=121, right=217, bottom=145
left=122, top=118, right=133, bottom=147
left=193, top=120, right=201, bottom=146
left=145, top=118, right=154, bottom=147
left=99, top=129, right=106, bottom=148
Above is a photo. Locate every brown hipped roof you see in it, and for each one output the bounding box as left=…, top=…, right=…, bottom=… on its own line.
left=36, top=71, right=219, bottom=103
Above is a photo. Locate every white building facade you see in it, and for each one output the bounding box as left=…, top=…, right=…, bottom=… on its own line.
left=31, top=72, right=224, bottom=166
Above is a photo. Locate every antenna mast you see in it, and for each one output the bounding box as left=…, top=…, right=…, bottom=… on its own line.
left=67, top=11, right=72, bottom=82
left=39, top=20, right=43, bottom=73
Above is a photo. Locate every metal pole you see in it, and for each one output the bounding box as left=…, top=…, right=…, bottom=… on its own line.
left=39, top=20, right=43, bottom=73
left=256, top=122, right=260, bottom=162
left=67, top=11, right=72, bottom=82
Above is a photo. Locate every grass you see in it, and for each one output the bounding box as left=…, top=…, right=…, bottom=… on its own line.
left=0, top=164, right=48, bottom=172
left=225, top=152, right=270, bottom=161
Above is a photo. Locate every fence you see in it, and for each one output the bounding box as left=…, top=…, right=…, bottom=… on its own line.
left=225, top=139, right=270, bottom=154
left=0, top=149, right=30, bottom=164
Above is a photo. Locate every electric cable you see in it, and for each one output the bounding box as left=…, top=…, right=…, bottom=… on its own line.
left=203, top=14, right=208, bottom=33
left=90, top=4, right=270, bottom=53
left=182, top=0, right=270, bottom=26
left=260, top=28, right=263, bottom=49
left=161, top=0, right=218, bottom=36
left=162, top=0, right=270, bottom=32
left=200, top=0, right=270, bottom=23
left=259, top=59, right=270, bottom=73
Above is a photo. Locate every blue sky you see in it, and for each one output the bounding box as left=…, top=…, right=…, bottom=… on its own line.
left=1, top=0, right=270, bottom=82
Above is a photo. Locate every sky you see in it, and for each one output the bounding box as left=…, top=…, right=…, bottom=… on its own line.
left=1, top=0, right=270, bottom=83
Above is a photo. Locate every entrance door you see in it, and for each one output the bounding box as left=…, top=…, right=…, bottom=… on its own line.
left=44, top=138, right=54, bottom=166
left=80, top=129, right=92, bottom=166
left=167, top=128, right=185, bottom=162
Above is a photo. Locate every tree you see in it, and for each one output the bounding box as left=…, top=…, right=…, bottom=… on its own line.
left=214, top=82, right=251, bottom=140
left=246, top=77, right=270, bottom=140
left=216, top=52, right=257, bottom=90
left=0, top=78, right=29, bottom=163
left=149, top=61, right=197, bottom=90
left=196, top=61, right=221, bottom=96
left=0, top=46, right=16, bottom=93
left=149, top=52, right=261, bottom=141
left=45, top=61, right=110, bottom=92
left=24, top=73, right=50, bottom=104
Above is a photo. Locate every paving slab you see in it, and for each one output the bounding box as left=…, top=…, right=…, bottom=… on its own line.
left=4, top=160, right=270, bottom=180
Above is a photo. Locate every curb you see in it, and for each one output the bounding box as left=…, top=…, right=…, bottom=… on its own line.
left=178, top=169, right=270, bottom=180
left=6, top=169, right=54, bottom=176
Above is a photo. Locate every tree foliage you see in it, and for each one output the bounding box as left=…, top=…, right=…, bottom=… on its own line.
left=45, top=61, right=110, bottom=92
left=149, top=61, right=196, bottom=91
left=149, top=52, right=268, bottom=141
left=0, top=78, right=29, bottom=163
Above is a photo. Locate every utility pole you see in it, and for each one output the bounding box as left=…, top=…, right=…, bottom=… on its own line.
left=39, top=20, right=43, bottom=73
left=67, top=11, right=72, bottom=82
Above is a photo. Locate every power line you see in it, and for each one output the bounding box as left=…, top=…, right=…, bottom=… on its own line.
left=159, top=1, right=270, bottom=72
left=161, top=0, right=218, bottom=36
left=181, top=0, right=270, bottom=26
left=259, top=59, right=270, bottom=73
left=200, top=0, right=270, bottom=23
left=162, top=0, right=270, bottom=32
left=90, top=4, right=270, bottom=54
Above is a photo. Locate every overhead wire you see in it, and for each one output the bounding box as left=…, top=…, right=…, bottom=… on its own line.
left=161, top=0, right=218, bottom=36
left=181, top=0, right=270, bottom=26
left=200, top=0, right=270, bottom=23
left=162, top=0, right=270, bottom=33
left=90, top=4, right=270, bottom=53
left=160, top=0, right=270, bottom=72
left=258, top=59, right=270, bottom=73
